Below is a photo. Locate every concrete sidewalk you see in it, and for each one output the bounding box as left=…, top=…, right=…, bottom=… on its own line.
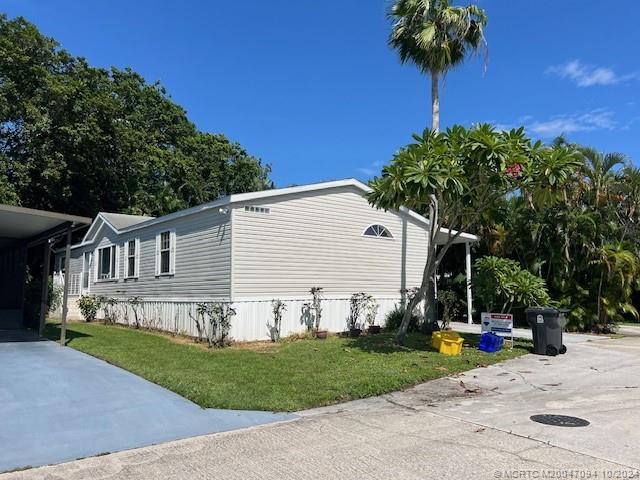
left=4, top=335, right=639, bottom=480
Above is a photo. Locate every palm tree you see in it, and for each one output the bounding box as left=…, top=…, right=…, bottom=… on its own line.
left=388, top=0, right=487, bottom=132
left=579, top=147, right=626, bottom=206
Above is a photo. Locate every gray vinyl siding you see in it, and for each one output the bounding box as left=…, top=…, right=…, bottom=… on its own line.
left=53, top=248, right=84, bottom=285
left=231, top=186, right=429, bottom=298
left=55, top=209, right=231, bottom=299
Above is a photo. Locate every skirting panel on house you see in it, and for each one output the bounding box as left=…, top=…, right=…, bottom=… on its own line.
left=66, top=296, right=404, bottom=342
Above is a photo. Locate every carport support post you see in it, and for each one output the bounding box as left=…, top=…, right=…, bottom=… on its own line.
left=465, top=241, right=473, bottom=324
left=38, top=239, right=51, bottom=337
left=60, top=225, right=72, bottom=346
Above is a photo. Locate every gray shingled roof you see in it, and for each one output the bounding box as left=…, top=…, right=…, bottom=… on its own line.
left=100, top=212, right=155, bottom=230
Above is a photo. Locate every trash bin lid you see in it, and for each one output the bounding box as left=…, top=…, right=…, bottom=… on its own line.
left=525, top=306, right=558, bottom=314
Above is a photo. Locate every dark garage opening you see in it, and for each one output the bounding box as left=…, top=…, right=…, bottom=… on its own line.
left=0, top=204, right=90, bottom=341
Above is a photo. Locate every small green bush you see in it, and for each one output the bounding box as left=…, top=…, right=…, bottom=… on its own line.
left=384, top=305, right=422, bottom=332
left=78, top=295, right=101, bottom=322
left=474, top=256, right=551, bottom=313
left=48, top=279, right=64, bottom=313
left=438, top=290, right=460, bottom=328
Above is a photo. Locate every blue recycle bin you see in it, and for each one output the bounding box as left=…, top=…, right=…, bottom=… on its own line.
left=479, top=332, right=504, bottom=353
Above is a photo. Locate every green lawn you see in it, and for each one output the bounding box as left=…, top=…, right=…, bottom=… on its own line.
left=45, top=322, right=530, bottom=412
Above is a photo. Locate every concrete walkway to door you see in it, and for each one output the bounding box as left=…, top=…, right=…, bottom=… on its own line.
left=0, top=338, right=294, bottom=473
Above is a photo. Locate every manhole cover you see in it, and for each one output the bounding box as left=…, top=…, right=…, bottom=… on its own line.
left=530, top=414, right=590, bottom=427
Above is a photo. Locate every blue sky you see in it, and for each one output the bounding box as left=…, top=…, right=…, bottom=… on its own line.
left=4, top=0, right=639, bottom=186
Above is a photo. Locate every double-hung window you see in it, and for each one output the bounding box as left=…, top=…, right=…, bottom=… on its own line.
left=155, top=230, right=175, bottom=276
left=97, top=245, right=118, bottom=280
left=125, top=239, right=140, bottom=278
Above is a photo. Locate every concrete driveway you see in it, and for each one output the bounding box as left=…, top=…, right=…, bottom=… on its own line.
left=0, top=338, right=294, bottom=473
left=5, top=333, right=639, bottom=480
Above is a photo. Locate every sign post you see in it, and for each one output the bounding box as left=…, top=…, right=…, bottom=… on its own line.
left=481, top=312, right=514, bottom=349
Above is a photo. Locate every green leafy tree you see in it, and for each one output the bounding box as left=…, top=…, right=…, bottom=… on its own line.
left=0, top=15, right=272, bottom=217
left=476, top=142, right=640, bottom=332
left=368, top=125, right=580, bottom=344
left=388, top=0, right=487, bottom=132
left=474, top=256, right=551, bottom=313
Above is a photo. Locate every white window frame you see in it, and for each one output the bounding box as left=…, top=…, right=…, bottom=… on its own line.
left=155, top=229, right=176, bottom=276
left=96, top=244, right=119, bottom=281
left=362, top=224, right=394, bottom=239
left=125, top=238, right=140, bottom=279
left=81, top=251, right=93, bottom=294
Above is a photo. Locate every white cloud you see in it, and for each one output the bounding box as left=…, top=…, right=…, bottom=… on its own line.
left=546, top=59, right=637, bottom=87
left=527, top=109, right=616, bottom=137
left=357, top=160, right=385, bottom=177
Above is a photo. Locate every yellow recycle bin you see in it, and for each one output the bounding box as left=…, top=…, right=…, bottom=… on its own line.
left=431, top=331, right=464, bottom=356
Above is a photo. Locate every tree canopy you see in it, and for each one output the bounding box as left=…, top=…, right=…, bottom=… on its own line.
left=368, top=124, right=580, bottom=343
left=0, top=14, right=272, bottom=218
left=388, top=0, right=487, bottom=131
left=479, top=141, right=640, bottom=332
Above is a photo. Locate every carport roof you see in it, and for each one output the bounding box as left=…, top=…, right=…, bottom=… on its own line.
left=0, top=204, right=91, bottom=249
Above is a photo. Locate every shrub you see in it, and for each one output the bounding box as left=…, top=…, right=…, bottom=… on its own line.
left=302, top=287, right=324, bottom=333
left=78, top=295, right=101, bottom=322
left=127, top=296, right=144, bottom=329
left=310, top=287, right=323, bottom=331
left=348, top=293, right=369, bottom=330
left=365, top=296, right=379, bottom=326
left=474, top=256, right=551, bottom=313
left=193, top=302, right=235, bottom=347
left=438, top=290, right=460, bottom=328
left=384, top=305, right=422, bottom=332
left=269, top=299, right=287, bottom=342
left=99, top=296, right=119, bottom=324
left=48, top=279, right=64, bottom=313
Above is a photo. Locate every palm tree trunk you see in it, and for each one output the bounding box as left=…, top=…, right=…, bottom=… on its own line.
left=597, top=269, right=604, bottom=324
left=431, top=72, right=440, bottom=132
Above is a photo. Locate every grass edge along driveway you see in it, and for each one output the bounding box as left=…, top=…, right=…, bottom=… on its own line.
left=45, top=322, right=529, bottom=412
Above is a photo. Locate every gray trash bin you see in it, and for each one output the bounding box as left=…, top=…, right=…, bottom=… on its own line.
left=525, top=307, right=567, bottom=356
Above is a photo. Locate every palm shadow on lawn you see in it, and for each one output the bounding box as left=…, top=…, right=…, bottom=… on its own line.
left=43, top=322, right=92, bottom=345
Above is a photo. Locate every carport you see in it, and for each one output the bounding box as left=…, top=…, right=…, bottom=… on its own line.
left=0, top=204, right=91, bottom=343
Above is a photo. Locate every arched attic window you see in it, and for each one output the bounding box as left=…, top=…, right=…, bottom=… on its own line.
left=363, top=224, right=393, bottom=239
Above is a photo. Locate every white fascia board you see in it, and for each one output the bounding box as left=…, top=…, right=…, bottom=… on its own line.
left=118, top=198, right=230, bottom=234
left=118, top=179, right=367, bottom=234
left=66, top=177, right=478, bottom=246
left=227, top=178, right=370, bottom=203
left=81, top=214, right=118, bottom=243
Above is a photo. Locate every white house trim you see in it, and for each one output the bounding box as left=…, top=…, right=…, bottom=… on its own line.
left=58, top=178, right=479, bottom=252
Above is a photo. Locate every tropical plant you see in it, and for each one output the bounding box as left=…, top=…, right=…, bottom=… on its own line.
left=48, top=280, right=64, bottom=313
left=474, top=256, right=551, bottom=313
left=208, top=302, right=235, bottom=347
left=193, top=302, right=235, bottom=347
left=269, top=299, right=287, bottom=342
left=365, top=296, right=380, bottom=326
left=384, top=304, right=422, bottom=332
left=579, top=147, right=625, bottom=206
left=348, top=293, right=372, bottom=330
left=100, top=297, right=118, bottom=324
left=310, top=287, right=324, bottom=331
left=388, top=0, right=487, bottom=131
left=127, top=296, right=144, bottom=329
left=368, top=125, right=580, bottom=344
left=473, top=142, right=640, bottom=332
left=437, top=289, right=459, bottom=328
